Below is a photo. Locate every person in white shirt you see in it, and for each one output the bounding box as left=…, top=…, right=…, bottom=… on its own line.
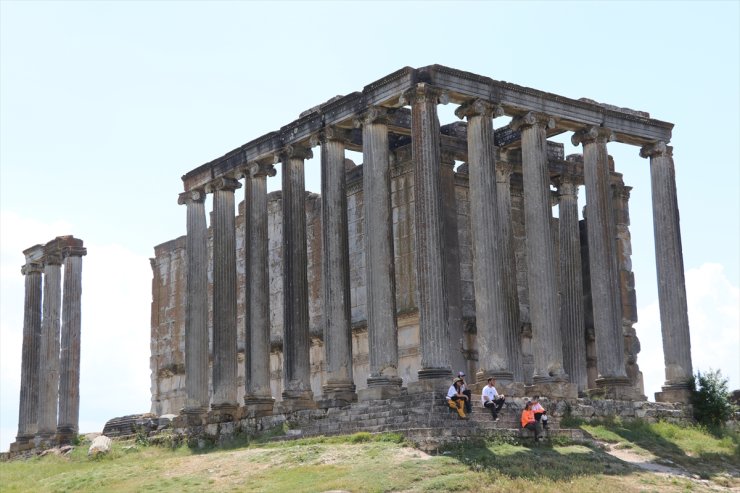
left=531, top=396, right=548, bottom=429
left=480, top=377, right=506, bottom=421
left=456, top=371, right=473, bottom=414
left=446, top=378, right=468, bottom=419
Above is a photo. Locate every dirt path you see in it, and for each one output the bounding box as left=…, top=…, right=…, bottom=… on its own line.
left=598, top=440, right=738, bottom=491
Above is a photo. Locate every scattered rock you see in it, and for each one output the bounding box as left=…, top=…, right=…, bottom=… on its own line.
left=88, top=435, right=112, bottom=456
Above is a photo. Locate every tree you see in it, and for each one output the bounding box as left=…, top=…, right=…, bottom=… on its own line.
left=690, top=369, right=734, bottom=428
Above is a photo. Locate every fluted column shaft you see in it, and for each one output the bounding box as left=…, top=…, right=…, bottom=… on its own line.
left=361, top=109, right=401, bottom=388
left=495, top=161, right=524, bottom=381
left=210, top=177, right=241, bottom=410
left=37, top=248, right=62, bottom=440
left=440, top=152, right=466, bottom=374
left=281, top=146, right=314, bottom=402
left=557, top=174, right=588, bottom=393
left=458, top=100, right=512, bottom=382
left=179, top=190, right=209, bottom=413
left=573, top=126, right=627, bottom=383
left=408, top=84, right=451, bottom=379
left=16, top=251, right=44, bottom=443
left=320, top=131, right=356, bottom=400
left=641, top=142, right=693, bottom=390
left=57, top=242, right=86, bottom=442
left=510, top=113, right=566, bottom=382
left=245, top=163, right=276, bottom=404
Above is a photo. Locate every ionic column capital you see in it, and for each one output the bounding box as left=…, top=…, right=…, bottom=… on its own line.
left=21, top=262, right=44, bottom=276
left=399, top=82, right=449, bottom=106
left=280, top=144, right=313, bottom=161
left=556, top=177, right=580, bottom=198
left=640, top=141, right=672, bottom=159
left=178, top=189, right=206, bottom=205
left=440, top=149, right=457, bottom=168
left=206, top=177, right=241, bottom=194
left=310, top=125, right=353, bottom=147
left=354, top=106, right=391, bottom=127
left=62, top=245, right=87, bottom=259
left=495, top=161, right=513, bottom=183
left=43, top=248, right=63, bottom=266
left=247, top=161, right=277, bottom=179
left=509, top=111, right=555, bottom=132
left=455, top=98, right=504, bottom=120
left=571, top=126, right=614, bottom=146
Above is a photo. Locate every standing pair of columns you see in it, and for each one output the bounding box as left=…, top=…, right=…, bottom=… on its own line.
left=15, top=236, right=85, bottom=449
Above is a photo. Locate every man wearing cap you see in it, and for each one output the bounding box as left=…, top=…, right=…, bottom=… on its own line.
left=481, top=377, right=506, bottom=421
left=456, top=371, right=473, bottom=414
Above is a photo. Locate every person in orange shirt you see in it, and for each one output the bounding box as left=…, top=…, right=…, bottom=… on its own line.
left=520, top=400, right=543, bottom=441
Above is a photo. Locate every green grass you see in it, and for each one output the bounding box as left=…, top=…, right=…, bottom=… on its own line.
left=1, top=426, right=737, bottom=492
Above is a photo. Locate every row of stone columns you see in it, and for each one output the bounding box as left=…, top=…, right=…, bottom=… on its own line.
left=13, top=236, right=86, bottom=450
left=180, top=88, right=693, bottom=409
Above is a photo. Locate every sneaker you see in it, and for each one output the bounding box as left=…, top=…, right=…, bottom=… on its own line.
left=492, top=416, right=499, bottom=422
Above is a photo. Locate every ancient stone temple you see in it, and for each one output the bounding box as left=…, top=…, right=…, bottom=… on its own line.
left=10, top=235, right=86, bottom=452
left=150, top=66, right=693, bottom=421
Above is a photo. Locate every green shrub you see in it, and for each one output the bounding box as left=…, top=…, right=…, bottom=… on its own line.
left=691, top=369, right=735, bottom=428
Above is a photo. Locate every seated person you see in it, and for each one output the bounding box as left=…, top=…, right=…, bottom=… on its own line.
left=446, top=378, right=468, bottom=419
left=531, top=396, right=548, bottom=429
left=456, top=371, right=473, bottom=413
left=520, top=400, right=543, bottom=440
left=481, top=377, right=505, bottom=421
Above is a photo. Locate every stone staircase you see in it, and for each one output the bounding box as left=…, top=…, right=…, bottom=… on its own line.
left=268, top=391, right=586, bottom=451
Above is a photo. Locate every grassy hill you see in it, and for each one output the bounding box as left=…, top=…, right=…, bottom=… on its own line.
left=1, top=419, right=737, bottom=492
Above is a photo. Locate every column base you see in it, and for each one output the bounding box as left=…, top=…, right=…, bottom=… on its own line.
left=208, top=403, right=239, bottom=423
left=319, top=383, right=357, bottom=408
left=407, top=376, right=451, bottom=394
left=655, top=386, right=692, bottom=404
left=525, top=381, right=578, bottom=399
left=588, top=376, right=635, bottom=400
left=34, top=433, right=56, bottom=448
left=475, top=369, right=515, bottom=386
left=243, top=396, right=275, bottom=418
left=56, top=426, right=78, bottom=445
left=174, top=409, right=207, bottom=427
left=359, top=376, right=403, bottom=401
left=10, top=434, right=35, bottom=453
left=279, top=389, right=316, bottom=412
left=418, top=368, right=453, bottom=380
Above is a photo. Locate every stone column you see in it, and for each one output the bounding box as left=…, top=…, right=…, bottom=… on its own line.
left=36, top=242, right=63, bottom=443
left=358, top=107, right=402, bottom=399
left=555, top=171, right=588, bottom=395
left=280, top=144, right=315, bottom=410
left=13, top=246, right=44, bottom=449
left=57, top=237, right=86, bottom=444
left=510, top=113, right=571, bottom=396
left=640, top=142, right=693, bottom=403
left=440, top=150, right=467, bottom=375
left=244, top=161, right=277, bottom=416
left=406, top=83, right=452, bottom=387
left=457, top=99, right=514, bottom=384
left=495, top=160, right=524, bottom=383
left=178, top=189, right=210, bottom=418
left=209, top=177, right=241, bottom=414
left=572, top=126, right=630, bottom=397
left=318, top=128, right=356, bottom=405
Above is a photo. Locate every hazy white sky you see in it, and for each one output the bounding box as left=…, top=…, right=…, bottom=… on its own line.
left=1, top=1, right=738, bottom=451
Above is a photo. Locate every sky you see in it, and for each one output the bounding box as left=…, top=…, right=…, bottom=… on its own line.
left=1, top=1, right=738, bottom=452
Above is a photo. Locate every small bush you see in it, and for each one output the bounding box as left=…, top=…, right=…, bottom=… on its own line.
left=691, top=369, right=735, bottom=429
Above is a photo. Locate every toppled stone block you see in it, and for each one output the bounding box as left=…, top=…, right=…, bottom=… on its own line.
left=88, top=435, right=112, bottom=456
